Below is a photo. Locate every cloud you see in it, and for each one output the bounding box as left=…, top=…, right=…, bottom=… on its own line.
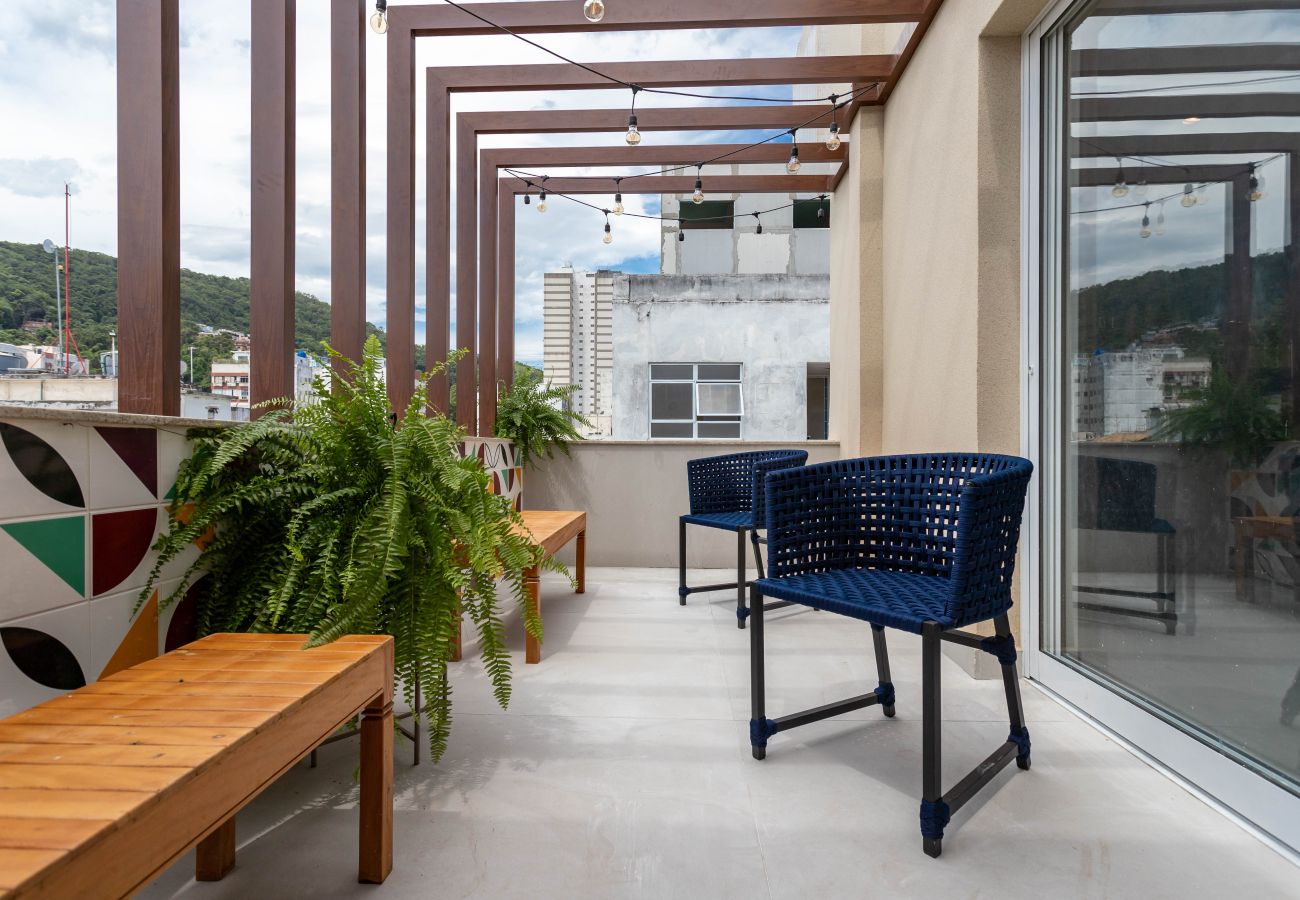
left=0, top=158, right=84, bottom=198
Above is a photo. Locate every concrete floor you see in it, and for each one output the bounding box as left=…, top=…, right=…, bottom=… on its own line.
left=143, top=568, right=1299, bottom=899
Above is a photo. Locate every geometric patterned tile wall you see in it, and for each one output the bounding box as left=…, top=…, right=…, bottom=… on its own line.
left=0, top=415, right=205, bottom=718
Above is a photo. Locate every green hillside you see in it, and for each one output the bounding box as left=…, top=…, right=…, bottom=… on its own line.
left=0, top=240, right=386, bottom=387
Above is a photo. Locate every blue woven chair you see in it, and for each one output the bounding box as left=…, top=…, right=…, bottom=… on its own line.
left=748, top=453, right=1034, bottom=858
left=679, top=449, right=809, bottom=627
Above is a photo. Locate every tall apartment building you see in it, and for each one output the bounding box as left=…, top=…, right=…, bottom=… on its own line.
left=543, top=267, right=613, bottom=436
left=210, top=351, right=251, bottom=412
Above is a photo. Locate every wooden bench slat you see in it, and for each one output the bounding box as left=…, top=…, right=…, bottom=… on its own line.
left=0, top=850, right=66, bottom=891
left=0, top=743, right=222, bottom=768
left=41, top=692, right=296, bottom=713
left=0, top=764, right=191, bottom=793
left=79, top=680, right=317, bottom=699
left=0, top=789, right=156, bottom=820
left=6, top=707, right=275, bottom=729
left=0, top=723, right=251, bottom=747
left=102, top=668, right=335, bottom=686
left=0, top=819, right=112, bottom=851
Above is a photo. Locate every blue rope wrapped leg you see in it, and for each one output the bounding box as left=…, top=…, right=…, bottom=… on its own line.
left=749, top=718, right=778, bottom=751
left=1009, top=726, right=1031, bottom=769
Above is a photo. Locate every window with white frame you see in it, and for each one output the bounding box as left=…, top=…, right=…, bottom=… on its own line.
left=648, top=363, right=743, bottom=439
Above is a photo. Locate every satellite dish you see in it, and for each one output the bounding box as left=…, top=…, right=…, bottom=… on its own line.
left=42, top=239, right=56, bottom=255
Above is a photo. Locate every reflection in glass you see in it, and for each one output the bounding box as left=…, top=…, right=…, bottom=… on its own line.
left=1053, top=1, right=1300, bottom=790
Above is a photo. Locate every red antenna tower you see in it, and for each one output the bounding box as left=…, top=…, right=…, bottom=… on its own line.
left=63, top=183, right=85, bottom=374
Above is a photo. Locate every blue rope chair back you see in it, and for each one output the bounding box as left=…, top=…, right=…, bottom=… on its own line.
left=687, top=449, right=809, bottom=528
left=1077, top=456, right=1158, bottom=532
left=764, top=453, right=1033, bottom=628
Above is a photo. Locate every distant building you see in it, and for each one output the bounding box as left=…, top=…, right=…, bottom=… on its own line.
left=543, top=267, right=613, bottom=437
left=1071, top=348, right=1211, bottom=439
left=210, top=351, right=251, bottom=412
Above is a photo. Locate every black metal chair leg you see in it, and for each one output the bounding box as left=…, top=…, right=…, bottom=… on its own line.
left=736, top=528, right=748, bottom=629
left=749, top=583, right=770, bottom=760
left=751, top=532, right=765, bottom=580
left=678, top=519, right=688, bottom=606
left=995, top=614, right=1031, bottom=770
left=870, top=625, right=896, bottom=718
left=921, top=621, right=944, bottom=858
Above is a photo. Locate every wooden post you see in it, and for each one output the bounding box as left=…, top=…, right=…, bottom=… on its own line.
left=330, top=0, right=367, bottom=373
left=250, top=0, right=296, bottom=410
left=478, top=155, right=497, bottom=435
left=386, top=23, right=415, bottom=415
left=524, top=565, right=542, bottom=665
left=116, top=0, right=180, bottom=416
left=498, top=188, right=516, bottom=391
left=426, top=72, right=451, bottom=415
left=195, top=818, right=236, bottom=881
left=455, top=117, right=478, bottom=432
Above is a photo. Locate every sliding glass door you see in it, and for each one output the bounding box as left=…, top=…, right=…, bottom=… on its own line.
left=1030, top=0, right=1300, bottom=850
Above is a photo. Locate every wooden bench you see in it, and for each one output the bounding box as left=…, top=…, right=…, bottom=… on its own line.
left=454, top=509, right=587, bottom=665
left=0, top=633, right=394, bottom=898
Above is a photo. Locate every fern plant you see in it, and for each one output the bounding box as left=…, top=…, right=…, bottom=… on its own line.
left=494, top=369, right=591, bottom=466
left=141, top=336, right=558, bottom=761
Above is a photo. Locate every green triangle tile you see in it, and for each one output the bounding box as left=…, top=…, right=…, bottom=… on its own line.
left=164, top=482, right=176, bottom=501
left=1, top=516, right=86, bottom=595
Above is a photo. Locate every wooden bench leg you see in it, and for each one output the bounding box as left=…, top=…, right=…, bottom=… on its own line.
left=576, top=530, right=586, bottom=594
left=196, top=817, right=236, bottom=882
left=451, top=596, right=463, bottom=663
left=525, top=566, right=542, bottom=664
left=359, top=696, right=394, bottom=884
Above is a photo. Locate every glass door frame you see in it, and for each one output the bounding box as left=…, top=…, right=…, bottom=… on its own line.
left=1020, top=0, right=1300, bottom=857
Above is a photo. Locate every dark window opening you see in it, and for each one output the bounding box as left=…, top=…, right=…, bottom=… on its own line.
left=794, top=198, right=830, bottom=229
left=680, top=200, right=735, bottom=230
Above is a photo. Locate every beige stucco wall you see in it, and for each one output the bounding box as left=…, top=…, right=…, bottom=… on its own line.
left=525, top=441, right=841, bottom=568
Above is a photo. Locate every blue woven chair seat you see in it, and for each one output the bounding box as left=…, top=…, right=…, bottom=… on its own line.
left=755, top=570, right=954, bottom=633
left=681, top=511, right=754, bottom=531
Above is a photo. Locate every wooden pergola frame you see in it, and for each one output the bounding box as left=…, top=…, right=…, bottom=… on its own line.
left=443, top=141, right=845, bottom=430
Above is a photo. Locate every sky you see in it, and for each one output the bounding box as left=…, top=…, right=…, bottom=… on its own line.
left=0, top=1, right=807, bottom=367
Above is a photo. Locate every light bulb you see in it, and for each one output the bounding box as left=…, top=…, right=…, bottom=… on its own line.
left=678, top=230, right=685, bottom=243
left=1181, top=183, right=1196, bottom=208
left=1111, top=178, right=1129, bottom=199
left=524, top=193, right=531, bottom=206
left=1155, top=206, right=1166, bottom=236
left=584, top=0, right=606, bottom=23
left=625, top=114, right=640, bottom=146
left=370, top=1, right=388, bottom=33
left=1196, top=184, right=1208, bottom=205
left=1135, top=180, right=1149, bottom=198
left=753, top=214, right=763, bottom=235
left=1183, top=115, right=1201, bottom=125
left=1140, top=219, right=1152, bottom=239
left=826, top=122, right=841, bottom=151
left=1249, top=174, right=1264, bottom=202
left=786, top=145, right=801, bottom=174
left=602, top=223, right=613, bottom=245
left=613, top=193, right=624, bottom=215
left=538, top=192, right=547, bottom=213
left=692, top=179, right=704, bottom=205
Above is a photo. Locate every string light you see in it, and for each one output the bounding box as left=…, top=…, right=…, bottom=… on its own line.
left=787, top=130, right=801, bottom=174
left=537, top=181, right=548, bottom=213
left=369, top=0, right=388, bottom=34
left=583, top=0, right=606, bottom=23
left=1111, top=159, right=1129, bottom=198
left=1181, top=182, right=1196, bottom=208
left=1139, top=202, right=1152, bottom=239
left=602, top=211, right=613, bottom=244
left=678, top=230, right=685, bottom=243
left=692, top=166, right=704, bottom=205
left=625, top=86, right=642, bottom=145
left=818, top=197, right=828, bottom=221
left=613, top=178, right=625, bottom=215
left=1155, top=201, right=1166, bottom=236
left=1249, top=167, right=1265, bottom=202
left=826, top=97, right=842, bottom=151
left=753, top=213, right=763, bottom=235
left=1135, top=180, right=1149, bottom=199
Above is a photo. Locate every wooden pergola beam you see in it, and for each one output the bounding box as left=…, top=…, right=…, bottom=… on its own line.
left=1070, top=163, right=1263, bottom=189
left=390, top=0, right=928, bottom=36
left=330, top=0, right=367, bottom=374
left=459, top=104, right=832, bottom=135
left=1090, top=0, right=1299, bottom=14
left=482, top=143, right=847, bottom=169
left=1074, top=132, right=1300, bottom=157
left=116, top=0, right=180, bottom=416
left=1072, top=44, right=1300, bottom=78
left=492, top=174, right=831, bottom=427
left=1073, top=93, right=1300, bottom=122
left=249, top=0, right=296, bottom=412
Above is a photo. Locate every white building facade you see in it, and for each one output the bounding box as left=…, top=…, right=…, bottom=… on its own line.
left=543, top=268, right=613, bottom=437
